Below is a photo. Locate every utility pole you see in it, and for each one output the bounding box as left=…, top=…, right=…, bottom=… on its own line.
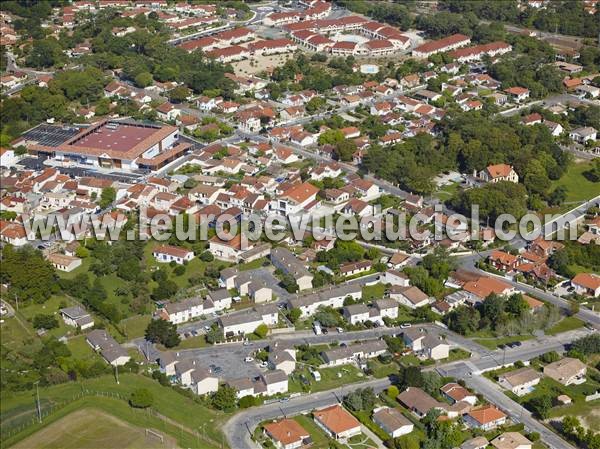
left=14, top=293, right=18, bottom=311
left=115, top=364, right=120, bottom=385
left=34, top=381, right=41, bottom=423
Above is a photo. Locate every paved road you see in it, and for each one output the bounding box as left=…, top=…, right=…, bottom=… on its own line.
left=224, top=325, right=588, bottom=449
left=223, top=377, right=392, bottom=449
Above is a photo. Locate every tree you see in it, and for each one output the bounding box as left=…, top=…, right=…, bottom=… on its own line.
left=288, top=308, right=302, bottom=323
left=280, top=274, right=299, bottom=293
left=168, top=86, right=191, bottom=103
left=212, top=385, right=237, bottom=411
left=506, top=294, right=528, bottom=317
left=528, top=394, right=552, bottom=419
left=129, top=388, right=153, bottom=408
left=387, top=385, right=399, bottom=399
left=445, top=305, right=480, bottom=335
left=199, top=251, right=214, bottom=262
left=99, top=187, right=116, bottom=209
left=26, top=38, right=65, bottom=68
left=254, top=323, right=268, bottom=339
left=134, top=71, right=153, bottom=88
left=313, top=307, right=340, bottom=328
left=33, top=314, right=58, bottom=330
left=145, top=319, right=181, bottom=348
left=0, top=246, right=57, bottom=304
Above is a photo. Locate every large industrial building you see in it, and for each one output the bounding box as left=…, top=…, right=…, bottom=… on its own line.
left=16, top=120, right=190, bottom=171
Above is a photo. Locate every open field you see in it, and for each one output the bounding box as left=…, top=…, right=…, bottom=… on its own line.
left=550, top=160, right=600, bottom=203
left=545, top=316, right=584, bottom=335
left=10, top=408, right=178, bottom=449
left=1, top=374, right=226, bottom=448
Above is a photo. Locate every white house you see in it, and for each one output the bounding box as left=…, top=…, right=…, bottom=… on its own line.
left=372, top=407, right=414, bottom=438
left=152, top=245, right=194, bottom=264
left=498, top=368, right=542, bottom=396
left=59, top=306, right=94, bottom=330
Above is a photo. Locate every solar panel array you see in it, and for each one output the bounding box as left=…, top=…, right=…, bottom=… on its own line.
left=21, top=125, right=81, bottom=147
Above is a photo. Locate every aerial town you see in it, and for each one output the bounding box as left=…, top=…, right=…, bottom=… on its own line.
left=0, top=1, right=599, bottom=449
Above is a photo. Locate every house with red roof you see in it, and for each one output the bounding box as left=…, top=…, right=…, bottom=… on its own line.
left=478, top=164, right=519, bottom=183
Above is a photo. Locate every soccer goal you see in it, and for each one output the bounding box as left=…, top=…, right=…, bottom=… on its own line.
left=145, top=428, right=164, bottom=444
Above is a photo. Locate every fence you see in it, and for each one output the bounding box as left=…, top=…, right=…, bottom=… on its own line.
left=1, top=389, right=127, bottom=441
left=2, top=388, right=221, bottom=448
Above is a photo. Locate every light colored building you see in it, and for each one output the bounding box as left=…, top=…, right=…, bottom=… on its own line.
left=543, top=357, right=587, bottom=386
left=59, top=306, right=94, bottom=330
left=479, top=164, right=519, bottom=183
left=152, top=244, right=194, bottom=264
left=372, top=407, right=414, bottom=437
left=498, top=368, right=542, bottom=396
left=491, top=432, right=532, bottom=449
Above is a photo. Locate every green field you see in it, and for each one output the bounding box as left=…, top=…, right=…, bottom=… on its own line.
left=550, top=161, right=600, bottom=203
left=293, top=415, right=330, bottom=449
left=545, top=316, right=585, bottom=335
left=1, top=374, right=226, bottom=448
left=473, top=334, right=534, bottom=350
left=289, top=365, right=366, bottom=393
left=10, top=408, right=178, bottom=449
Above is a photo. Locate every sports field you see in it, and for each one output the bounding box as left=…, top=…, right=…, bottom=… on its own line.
left=11, top=408, right=178, bottom=449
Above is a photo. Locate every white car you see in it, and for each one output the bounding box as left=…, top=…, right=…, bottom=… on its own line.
left=259, top=361, right=268, bottom=368
left=400, top=323, right=412, bottom=329
left=336, top=327, right=344, bottom=333
left=244, top=357, right=254, bottom=362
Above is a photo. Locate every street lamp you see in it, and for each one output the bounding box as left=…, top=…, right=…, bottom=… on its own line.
left=34, top=381, right=41, bottom=423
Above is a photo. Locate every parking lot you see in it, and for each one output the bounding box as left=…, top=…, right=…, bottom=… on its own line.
left=180, top=340, right=269, bottom=380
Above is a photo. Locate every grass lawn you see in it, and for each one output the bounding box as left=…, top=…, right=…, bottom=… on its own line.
left=16, top=295, right=77, bottom=340
left=434, top=182, right=461, bottom=200
left=550, top=160, right=600, bottom=203
left=0, top=315, right=35, bottom=349
left=120, top=315, right=152, bottom=340
left=545, top=316, right=585, bottom=336
left=238, top=257, right=267, bottom=271
left=10, top=408, right=178, bottom=449
left=65, top=336, right=102, bottom=362
left=293, top=415, right=330, bottom=449
left=517, top=375, right=600, bottom=408
left=289, top=365, right=366, bottom=394
left=362, top=283, right=385, bottom=301
left=166, top=335, right=209, bottom=350
left=473, top=335, right=534, bottom=350
left=347, top=433, right=376, bottom=449
left=549, top=400, right=600, bottom=428
left=368, top=359, right=398, bottom=379
left=447, top=348, right=471, bottom=362
left=1, top=374, right=226, bottom=446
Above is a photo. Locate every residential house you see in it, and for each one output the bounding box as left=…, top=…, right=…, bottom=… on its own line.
left=321, top=341, right=387, bottom=367
left=571, top=273, right=600, bottom=297
left=569, top=127, right=597, bottom=144
left=152, top=244, right=194, bottom=264
left=441, top=383, right=477, bottom=405
left=498, top=368, right=542, bottom=396
left=190, top=367, right=219, bottom=395
left=464, top=405, right=507, bottom=430
left=397, top=387, right=445, bottom=418
left=491, top=432, right=532, bottom=449
left=389, top=285, right=430, bottom=309
left=59, top=306, right=94, bottom=330
left=313, top=405, right=361, bottom=440
left=263, top=419, right=310, bottom=449
left=543, top=357, right=587, bottom=386
left=270, top=247, right=313, bottom=291
left=86, top=329, right=130, bottom=366
left=372, top=407, right=414, bottom=438
left=479, top=164, right=519, bottom=183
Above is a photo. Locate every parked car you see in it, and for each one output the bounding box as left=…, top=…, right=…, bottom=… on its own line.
left=244, top=356, right=254, bottom=362
left=336, top=327, right=344, bottom=333
left=400, top=323, right=412, bottom=329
